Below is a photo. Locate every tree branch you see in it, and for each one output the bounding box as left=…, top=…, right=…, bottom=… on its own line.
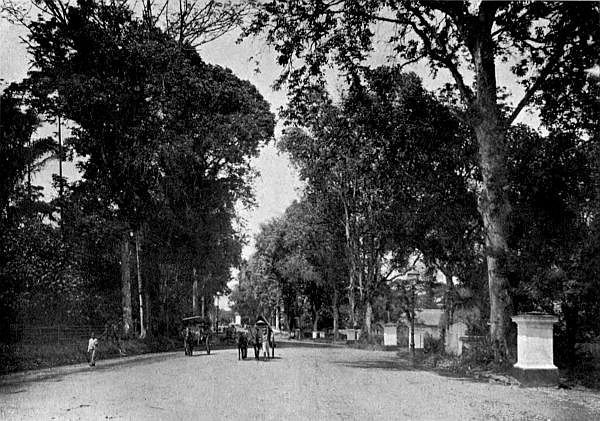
left=507, top=35, right=569, bottom=125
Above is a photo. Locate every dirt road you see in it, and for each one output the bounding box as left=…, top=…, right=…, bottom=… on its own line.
left=2, top=343, right=600, bottom=420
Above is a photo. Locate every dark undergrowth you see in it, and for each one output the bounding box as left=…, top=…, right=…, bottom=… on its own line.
left=0, top=336, right=180, bottom=375
left=401, top=340, right=600, bottom=390
left=0, top=334, right=244, bottom=375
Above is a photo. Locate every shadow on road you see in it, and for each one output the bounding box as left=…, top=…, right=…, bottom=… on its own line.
left=275, top=341, right=345, bottom=350
left=333, top=356, right=486, bottom=385
left=0, top=353, right=177, bottom=388
left=238, top=356, right=283, bottom=362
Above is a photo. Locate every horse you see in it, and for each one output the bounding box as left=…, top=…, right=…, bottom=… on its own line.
left=248, top=326, right=262, bottom=360
left=237, top=331, right=248, bottom=360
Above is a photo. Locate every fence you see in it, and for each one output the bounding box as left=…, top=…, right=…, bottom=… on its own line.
left=7, top=325, right=105, bottom=344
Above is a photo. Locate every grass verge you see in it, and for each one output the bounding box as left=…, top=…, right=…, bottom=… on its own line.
left=0, top=336, right=180, bottom=375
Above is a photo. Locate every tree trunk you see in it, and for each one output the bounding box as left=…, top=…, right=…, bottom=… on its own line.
left=135, top=230, right=146, bottom=339
left=472, top=28, right=513, bottom=361
left=120, top=233, right=133, bottom=337
left=192, top=269, right=199, bottom=316
left=562, top=302, right=578, bottom=368
left=312, top=305, right=319, bottom=332
left=145, top=289, right=151, bottom=337
left=160, top=266, right=168, bottom=333
left=343, top=201, right=357, bottom=328
left=201, top=295, right=205, bottom=319
left=364, top=300, right=373, bottom=339
left=332, top=287, right=339, bottom=341
left=275, top=306, right=280, bottom=331
left=410, top=311, right=415, bottom=359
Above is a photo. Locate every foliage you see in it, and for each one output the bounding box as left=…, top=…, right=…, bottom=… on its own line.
left=246, top=0, right=600, bottom=358
left=279, top=68, right=479, bottom=335
left=1, top=0, right=274, bottom=340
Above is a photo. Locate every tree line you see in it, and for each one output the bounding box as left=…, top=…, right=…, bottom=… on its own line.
left=0, top=0, right=274, bottom=338
left=232, top=1, right=600, bottom=365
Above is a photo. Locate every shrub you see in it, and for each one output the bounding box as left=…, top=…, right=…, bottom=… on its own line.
left=423, top=334, right=443, bottom=354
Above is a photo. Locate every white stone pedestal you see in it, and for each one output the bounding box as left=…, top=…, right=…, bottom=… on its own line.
left=342, top=329, right=357, bottom=341
left=384, top=324, right=398, bottom=347
left=512, top=313, right=559, bottom=386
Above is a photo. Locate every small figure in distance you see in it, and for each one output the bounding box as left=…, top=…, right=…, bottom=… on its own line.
left=261, top=327, right=270, bottom=361
left=88, top=332, right=99, bottom=367
left=237, top=331, right=248, bottom=360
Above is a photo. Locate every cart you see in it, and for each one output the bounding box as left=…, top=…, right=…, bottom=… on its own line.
left=182, top=316, right=212, bottom=355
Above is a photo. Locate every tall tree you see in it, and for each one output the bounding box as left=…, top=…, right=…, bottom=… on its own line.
left=280, top=69, right=474, bottom=337
left=247, top=1, right=600, bottom=358
left=24, top=0, right=274, bottom=335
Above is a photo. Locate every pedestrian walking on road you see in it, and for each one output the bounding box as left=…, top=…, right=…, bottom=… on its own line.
left=88, top=332, right=99, bottom=366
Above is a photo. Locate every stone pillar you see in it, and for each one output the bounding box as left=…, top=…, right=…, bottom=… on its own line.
left=383, top=323, right=398, bottom=347
left=512, top=313, right=559, bottom=386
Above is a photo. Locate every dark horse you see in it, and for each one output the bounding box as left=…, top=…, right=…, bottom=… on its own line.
left=237, top=331, right=248, bottom=360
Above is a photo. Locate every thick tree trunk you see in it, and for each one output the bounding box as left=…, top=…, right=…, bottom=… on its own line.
left=312, top=305, right=319, bottom=332
left=472, top=28, right=513, bottom=361
left=135, top=230, right=146, bottom=339
left=562, top=302, right=578, bottom=368
left=364, top=300, right=373, bottom=339
left=120, top=233, right=133, bottom=337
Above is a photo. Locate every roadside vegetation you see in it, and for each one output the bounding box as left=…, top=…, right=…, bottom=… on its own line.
left=3, top=1, right=600, bottom=389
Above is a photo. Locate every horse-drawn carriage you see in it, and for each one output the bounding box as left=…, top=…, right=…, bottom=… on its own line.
left=182, top=316, right=212, bottom=356
left=237, top=315, right=275, bottom=360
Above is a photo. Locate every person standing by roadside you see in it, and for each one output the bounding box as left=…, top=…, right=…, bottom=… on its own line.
left=261, top=327, right=270, bottom=361
left=88, top=332, right=99, bottom=366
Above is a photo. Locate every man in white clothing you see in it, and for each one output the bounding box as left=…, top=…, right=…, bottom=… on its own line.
left=87, top=333, right=99, bottom=366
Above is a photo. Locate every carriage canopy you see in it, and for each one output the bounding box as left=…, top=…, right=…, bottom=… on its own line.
left=182, top=316, right=211, bottom=328
left=253, top=315, right=272, bottom=330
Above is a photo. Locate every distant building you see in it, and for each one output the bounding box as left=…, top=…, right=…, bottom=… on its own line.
left=401, top=308, right=444, bottom=349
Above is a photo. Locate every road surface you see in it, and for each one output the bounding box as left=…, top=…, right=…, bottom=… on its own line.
left=2, top=342, right=600, bottom=420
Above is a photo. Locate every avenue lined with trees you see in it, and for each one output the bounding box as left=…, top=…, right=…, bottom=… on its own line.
left=2, top=0, right=600, bottom=384
left=232, top=0, right=600, bottom=370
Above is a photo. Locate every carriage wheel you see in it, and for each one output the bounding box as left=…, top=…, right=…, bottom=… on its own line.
left=206, top=336, right=211, bottom=355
